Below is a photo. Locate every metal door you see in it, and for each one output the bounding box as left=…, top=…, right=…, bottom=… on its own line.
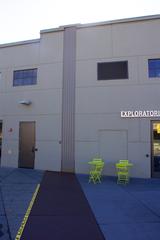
left=151, top=121, right=160, bottom=177
left=19, top=122, right=36, bottom=168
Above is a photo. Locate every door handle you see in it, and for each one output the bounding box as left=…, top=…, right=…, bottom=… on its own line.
left=32, top=147, right=38, bottom=152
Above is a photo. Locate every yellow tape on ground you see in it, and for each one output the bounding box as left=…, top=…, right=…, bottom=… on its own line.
left=15, top=184, right=40, bottom=240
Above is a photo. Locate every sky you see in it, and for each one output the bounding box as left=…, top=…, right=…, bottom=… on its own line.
left=0, top=0, right=160, bottom=44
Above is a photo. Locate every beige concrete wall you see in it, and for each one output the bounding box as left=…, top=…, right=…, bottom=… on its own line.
left=0, top=31, right=64, bottom=171
left=0, top=17, right=160, bottom=178
left=112, top=19, right=160, bottom=57
left=77, top=25, right=112, bottom=60
left=0, top=43, right=40, bottom=68
left=40, top=31, right=63, bottom=63
left=1, top=114, right=61, bottom=171
left=75, top=19, right=160, bottom=178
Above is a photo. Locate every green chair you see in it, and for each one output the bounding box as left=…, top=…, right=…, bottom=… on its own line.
left=116, top=163, right=129, bottom=184
left=89, top=161, right=104, bottom=184
left=91, top=158, right=104, bottom=163
left=119, top=160, right=129, bottom=164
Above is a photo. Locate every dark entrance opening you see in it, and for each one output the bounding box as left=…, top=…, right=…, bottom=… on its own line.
left=151, top=121, right=160, bottom=177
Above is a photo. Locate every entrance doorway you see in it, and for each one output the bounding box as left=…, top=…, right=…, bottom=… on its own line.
left=19, top=122, right=36, bottom=169
left=0, top=122, right=3, bottom=162
left=151, top=121, right=160, bottom=177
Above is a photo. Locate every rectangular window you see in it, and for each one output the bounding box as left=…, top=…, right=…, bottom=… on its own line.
left=148, top=59, right=160, bottom=78
left=13, top=69, right=37, bottom=86
left=97, top=61, right=128, bottom=80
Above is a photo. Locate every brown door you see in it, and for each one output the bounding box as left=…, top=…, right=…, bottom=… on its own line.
left=151, top=121, right=160, bottom=178
left=19, top=122, right=35, bottom=168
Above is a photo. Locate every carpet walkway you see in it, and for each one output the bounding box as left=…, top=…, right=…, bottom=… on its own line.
left=21, top=171, right=105, bottom=240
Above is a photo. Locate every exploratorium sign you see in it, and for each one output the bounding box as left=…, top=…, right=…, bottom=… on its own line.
left=121, top=110, right=160, bottom=118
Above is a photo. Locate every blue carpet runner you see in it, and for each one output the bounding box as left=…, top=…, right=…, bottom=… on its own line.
left=20, top=171, right=105, bottom=240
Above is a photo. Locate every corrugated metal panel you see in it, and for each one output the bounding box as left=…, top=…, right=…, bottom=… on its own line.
left=61, top=27, right=76, bottom=172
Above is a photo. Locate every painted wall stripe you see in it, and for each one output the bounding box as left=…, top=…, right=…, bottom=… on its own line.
left=15, top=184, right=40, bottom=240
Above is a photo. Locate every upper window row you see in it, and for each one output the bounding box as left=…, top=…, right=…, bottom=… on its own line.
left=98, top=59, right=160, bottom=80
left=11, top=59, right=160, bottom=86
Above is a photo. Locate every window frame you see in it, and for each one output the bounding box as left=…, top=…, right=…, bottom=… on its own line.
left=13, top=68, right=37, bottom=87
left=148, top=59, right=160, bottom=78
left=97, top=61, right=129, bottom=81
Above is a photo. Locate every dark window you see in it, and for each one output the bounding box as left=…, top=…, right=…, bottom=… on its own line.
left=97, top=61, right=128, bottom=80
left=148, top=59, right=160, bottom=78
left=13, top=69, right=37, bottom=86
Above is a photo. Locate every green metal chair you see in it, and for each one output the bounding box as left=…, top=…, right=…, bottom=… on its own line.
left=89, top=161, right=104, bottom=184
left=91, top=158, right=104, bottom=163
left=116, top=163, right=129, bottom=184
left=116, top=160, right=133, bottom=184
left=119, top=160, right=129, bottom=164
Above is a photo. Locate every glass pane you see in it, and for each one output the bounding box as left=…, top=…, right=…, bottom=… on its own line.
left=13, top=69, right=37, bottom=86
left=98, top=61, right=128, bottom=80
left=153, top=123, right=160, bottom=172
left=149, top=69, right=156, bottom=78
left=149, top=60, right=156, bottom=68
left=155, top=69, right=160, bottom=77
left=149, top=59, right=160, bottom=78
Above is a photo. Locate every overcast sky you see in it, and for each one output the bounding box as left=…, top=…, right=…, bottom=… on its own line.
left=0, top=0, right=160, bottom=44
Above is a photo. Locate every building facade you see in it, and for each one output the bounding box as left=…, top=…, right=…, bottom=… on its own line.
left=0, top=15, right=160, bottom=178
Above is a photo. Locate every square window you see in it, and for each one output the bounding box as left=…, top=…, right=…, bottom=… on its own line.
left=148, top=59, right=160, bottom=78
left=13, top=69, right=37, bottom=86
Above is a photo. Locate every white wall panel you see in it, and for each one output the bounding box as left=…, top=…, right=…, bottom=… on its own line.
left=77, top=26, right=112, bottom=60
left=0, top=43, right=40, bottom=68
left=35, top=141, right=61, bottom=171
left=112, top=20, right=160, bottom=57
left=40, top=32, right=63, bottom=63
left=1, top=140, right=18, bottom=168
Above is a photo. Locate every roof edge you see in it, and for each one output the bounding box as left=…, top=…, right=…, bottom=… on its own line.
left=40, top=14, right=160, bottom=34
left=1, top=14, right=160, bottom=46
left=78, top=14, right=160, bottom=29
left=0, top=39, right=40, bottom=48
left=40, top=23, right=81, bottom=34
left=40, top=26, right=64, bottom=34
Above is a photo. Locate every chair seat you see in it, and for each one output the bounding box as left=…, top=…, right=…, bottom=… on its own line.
left=115, top=160, right=133, bottom=184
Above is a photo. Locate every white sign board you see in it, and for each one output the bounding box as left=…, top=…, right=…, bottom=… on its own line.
left=121, top=110, right=160, bottom=118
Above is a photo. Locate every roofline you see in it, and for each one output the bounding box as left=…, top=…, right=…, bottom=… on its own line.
left=40, top=26, right=64, bottom=34
left=1, top=14, right=160, bottom=47
left=0, top=39, right=40, bottom=48
left=40, top=24, right=81, bottom=34
left=78, top=14, right=160, bottom=29
left=40, top=14, right=160, bottom=34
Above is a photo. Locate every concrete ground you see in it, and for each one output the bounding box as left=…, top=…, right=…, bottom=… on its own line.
left=0, top=167, right=44, bottom=240
left=1, top=168, right=160, bottom=240
left=78, top=175, right=160, bottom=240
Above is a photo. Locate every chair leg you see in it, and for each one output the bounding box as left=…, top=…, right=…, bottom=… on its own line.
left=89, top=174, right=97, bottom=184
left=117, top=173, right=129, bottom=184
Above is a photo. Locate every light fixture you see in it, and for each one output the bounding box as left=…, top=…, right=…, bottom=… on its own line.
left=19, top=100, right=32, bottom=105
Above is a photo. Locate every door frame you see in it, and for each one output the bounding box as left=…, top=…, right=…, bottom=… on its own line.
left=151, top=120, right=160, bottom=178
left=0, top=121, right=3, bottom=166
left=18, top=121, right=36, bottom=169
